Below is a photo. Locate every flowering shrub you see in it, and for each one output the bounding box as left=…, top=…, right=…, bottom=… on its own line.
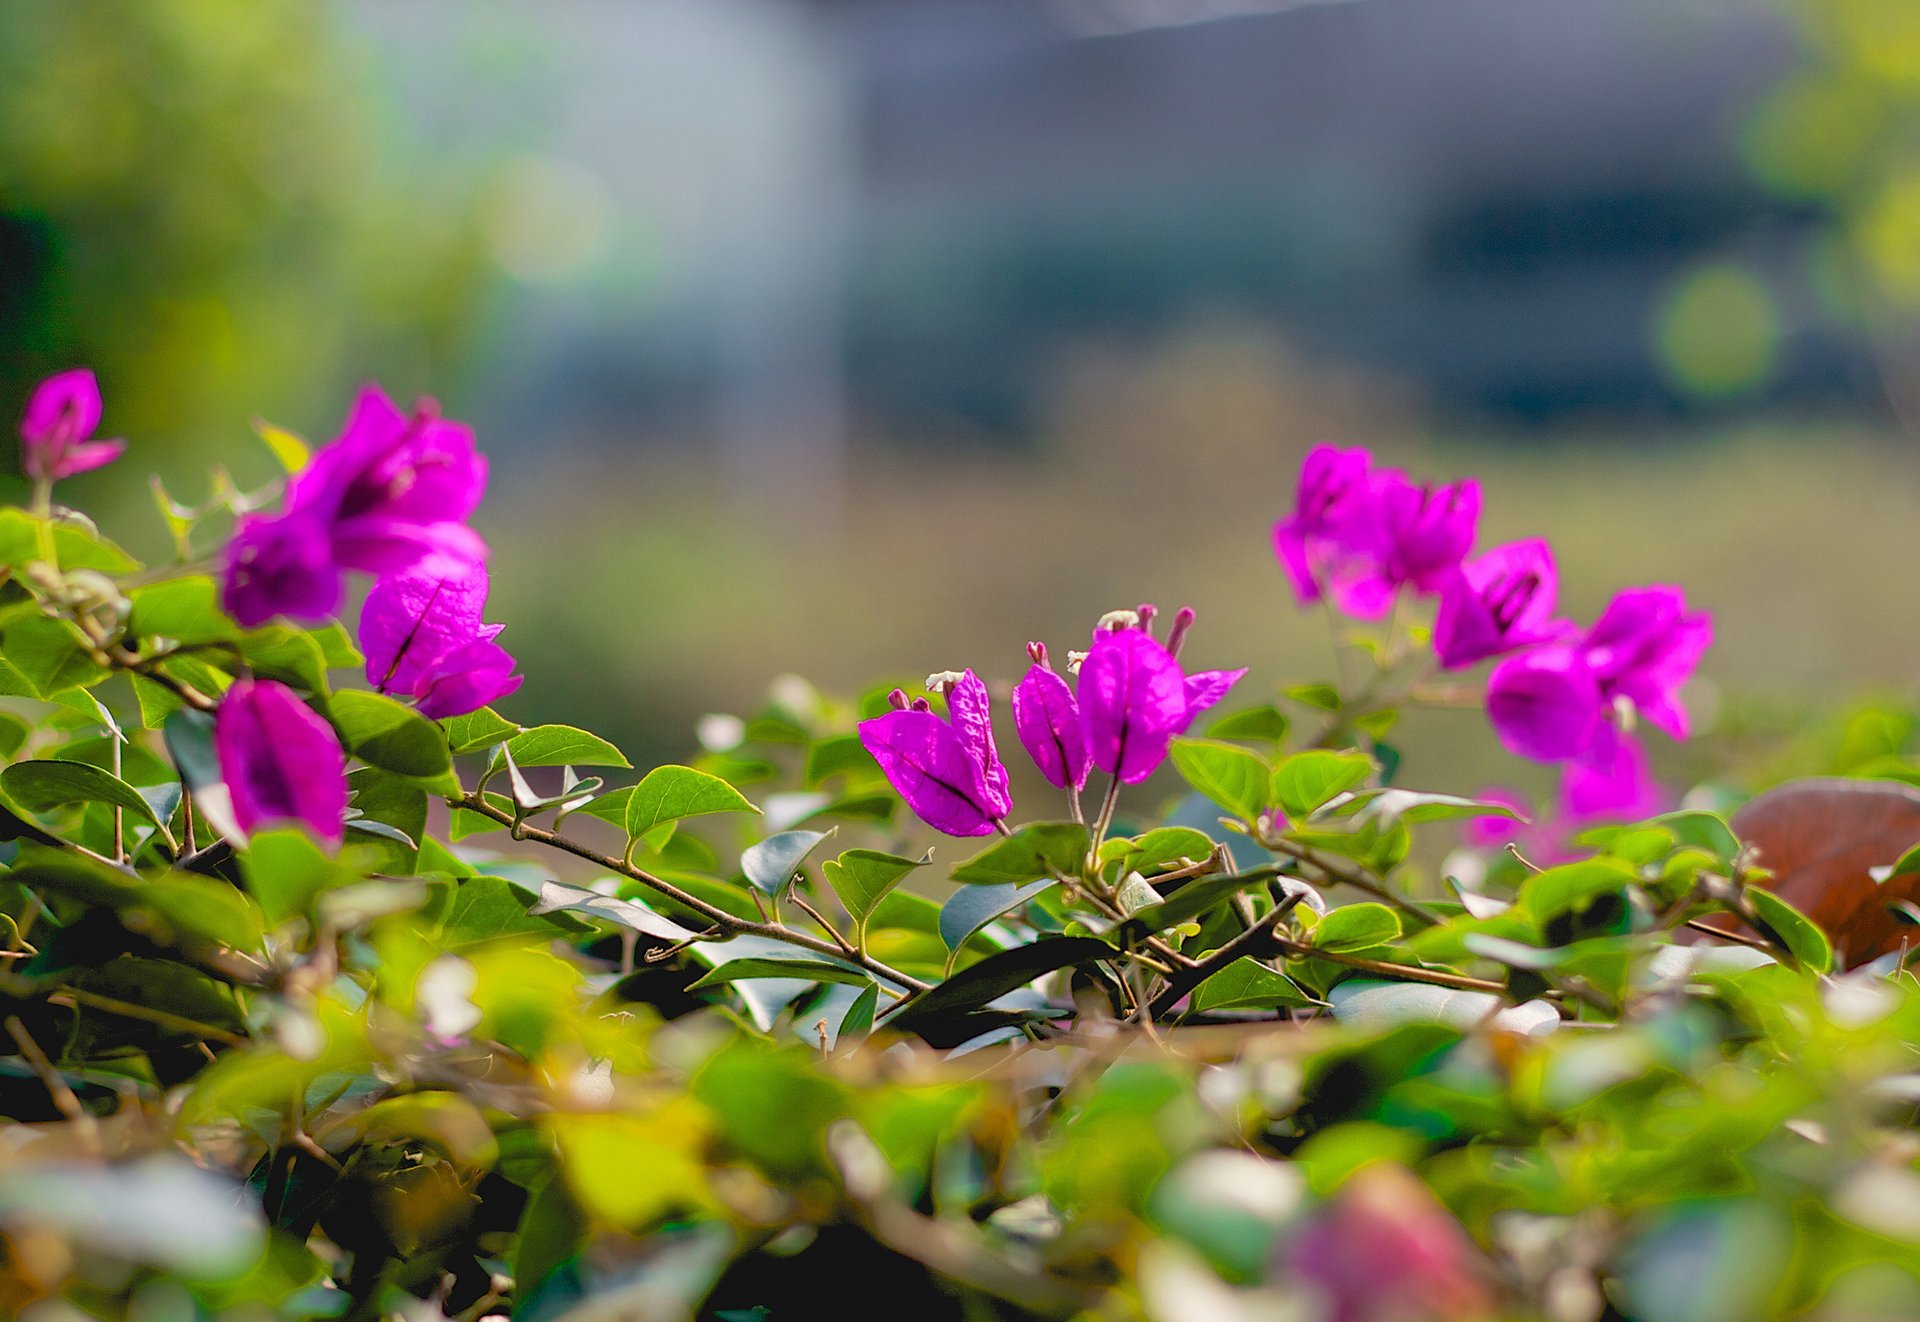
left=4, top=370, right=1920, bottom=1321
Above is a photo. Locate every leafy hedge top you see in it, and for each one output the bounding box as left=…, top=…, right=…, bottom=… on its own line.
left=2, top=369, right=1917, bottom=1322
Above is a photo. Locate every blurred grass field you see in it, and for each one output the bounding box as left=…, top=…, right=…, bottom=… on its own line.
left=472, top=333, right=1920, bottom=802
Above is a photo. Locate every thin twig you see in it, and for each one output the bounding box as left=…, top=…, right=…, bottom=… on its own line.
left=5, top=1015, right=101, bottom=1152
left=449, top=792, right=931, bottom=993
left=50, top=988, right=250, bottom=1047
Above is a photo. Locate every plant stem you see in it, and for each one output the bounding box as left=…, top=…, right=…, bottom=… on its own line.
left=449, top=792, right=930, bottom=993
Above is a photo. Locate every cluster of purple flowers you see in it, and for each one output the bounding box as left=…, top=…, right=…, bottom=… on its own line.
left=211, top=386, right=522, bottom=844
left=15, top=371, right=522, bottom=847
left=1275, top=443, right=1712, bottom=815
left=858, top=607, right=1244, bottom=836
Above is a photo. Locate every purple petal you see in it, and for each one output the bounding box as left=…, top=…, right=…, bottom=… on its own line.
left=1180, top=668, right=1247, bottom=728
left=1079, top=627, right=1188, bottom=784
left=413, top=637, right=523, bottom=719
left=1379, top=475, right=1480, bottom=593
left=1432, top=539, right=1567, bottom=670
left=1559, top=723, right=1663, bottom=824
left=352, top=414, right=488, bottom=526
left=1484, top=646, right=1604, bottom=763
left=858, top=709, right=1000, bottom=836
left=215, top=679, right=348, bottom=845
left=329, top=516, right=488, bottom=578
left=1579, top=587, right=1712, bottom=740
left=360, top=564, right=491, bottom=694
left=221, top=511, right=343, bottom=627
left=1011, top=663, right=1088, bottom=791
left=52, top=437, right=127, bottom=479
left=1272, top=520, right=1322, bottom=604
left=21, top=369, right=101, bottom=444
left=944, top=669, right=1012, bottom=817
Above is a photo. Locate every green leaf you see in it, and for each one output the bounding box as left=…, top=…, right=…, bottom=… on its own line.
left=1350, top=789, right=1524, bottom=826
left=889, top=935, right=1114, bottom=1032
left=824, top=848, right=931, bottom=927
left=1117, top=871, right=1283, bottom=943
left=327, top=691, right=453, bottom=781
left=740, top=829, right=834, bottom=895
left=1168, top=738, right=1271, bottom=821
left=1518, top=859, right=1638, bottom=926
left=1190, top=958, right=1318, bottom=1012
left=0, top=616, right=105, bottom=697
left=1746, top=887, right=1834, bottom=974
left=503, top=725, right=630, bottom=770
left=1101, top=827, right=1217, bottom=878
left=1311, top=902, right=1402, bottom=953
left=623, top=765, right=760, bottom=839
left=1206, top=704, right=1291, bottom=744
left=526, top=879, right=702, bottom=944
left=938, top=878, right=1056, bottom=953
left=126, top=576, right=234, bottom=646
left=1272, top=751, right=1374, bottom=821
left=840, top=982, right=880, bottom=1040
left=1654, top=810, right=1741, bottom=865
left=439, top=875, right=591, bottom=950
left=949, top=822, right=1089, bottom=885
left=0, top=509, right=139, bottom=573
left=255, top=420, right=311, bottom=472
left=442, top=707, right=520, bottom=755
left=689, top=956, right=872, bottom=991
left=1285, top=682, right=1342, bottom=712
left=1, top=759, right=164, bottom=832
left=234, top=627, right=331, bottom=692
left=240, top=828, right=356, bottom=926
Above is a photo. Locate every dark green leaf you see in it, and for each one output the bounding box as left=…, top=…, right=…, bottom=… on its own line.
left=1, top=759, right=164, bottom=832
left=938, top=878, right=1057, bottom=953
left=1746, top=887, right=1834, bottom=973
left=950, top=822, right=1088, bottom=885
left=689, top=956, right=872, bottom=990
left=740, top=829, right=834, bottom=895
left=889, top=936, right=1115, bottom=1031
left=1190, top=958, right=1318, bottom=1012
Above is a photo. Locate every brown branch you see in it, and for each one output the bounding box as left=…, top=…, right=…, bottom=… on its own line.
left=450, top=792, right=931, bottom=993
left=50, top=988, right=250, bottom=1048
left=1148, top=890, right=1307, bottom=1016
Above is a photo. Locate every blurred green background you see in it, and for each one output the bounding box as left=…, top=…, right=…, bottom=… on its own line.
left=3, top=0, right=1919, bottom=798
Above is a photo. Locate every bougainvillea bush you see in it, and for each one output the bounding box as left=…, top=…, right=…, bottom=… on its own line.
left=6, top=370, right=1920, bottom=1322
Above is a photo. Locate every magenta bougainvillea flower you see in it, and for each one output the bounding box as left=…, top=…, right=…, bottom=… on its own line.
left=1272, top=444, right=1380, bottom=613
left=1560, top=722, right=1664, bottom=823
left=359, top=564, right=522, bottom=718
left=1368, top=472, right=1481, bottom=595
left=1579, top=586, right=1713, bottom=740
left=1274, top=448, right=1479, bottom=620
left=214, top=679, right=348, bottom=845
left=19, top=369, right=125, bottom=485
left=1432, top=538, right=1570, bottom=670
left=1483, top=645, right=1604, bottom=763
left=223, top=385, right=488, bottom=627
left=1011, top=643, right=1089, bottom=791
left=859, top=671, right=1012, bottom=836
left=1485, top=585, right=1711, bottom=764
left=1079, top=622, right=1245, bottom=784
